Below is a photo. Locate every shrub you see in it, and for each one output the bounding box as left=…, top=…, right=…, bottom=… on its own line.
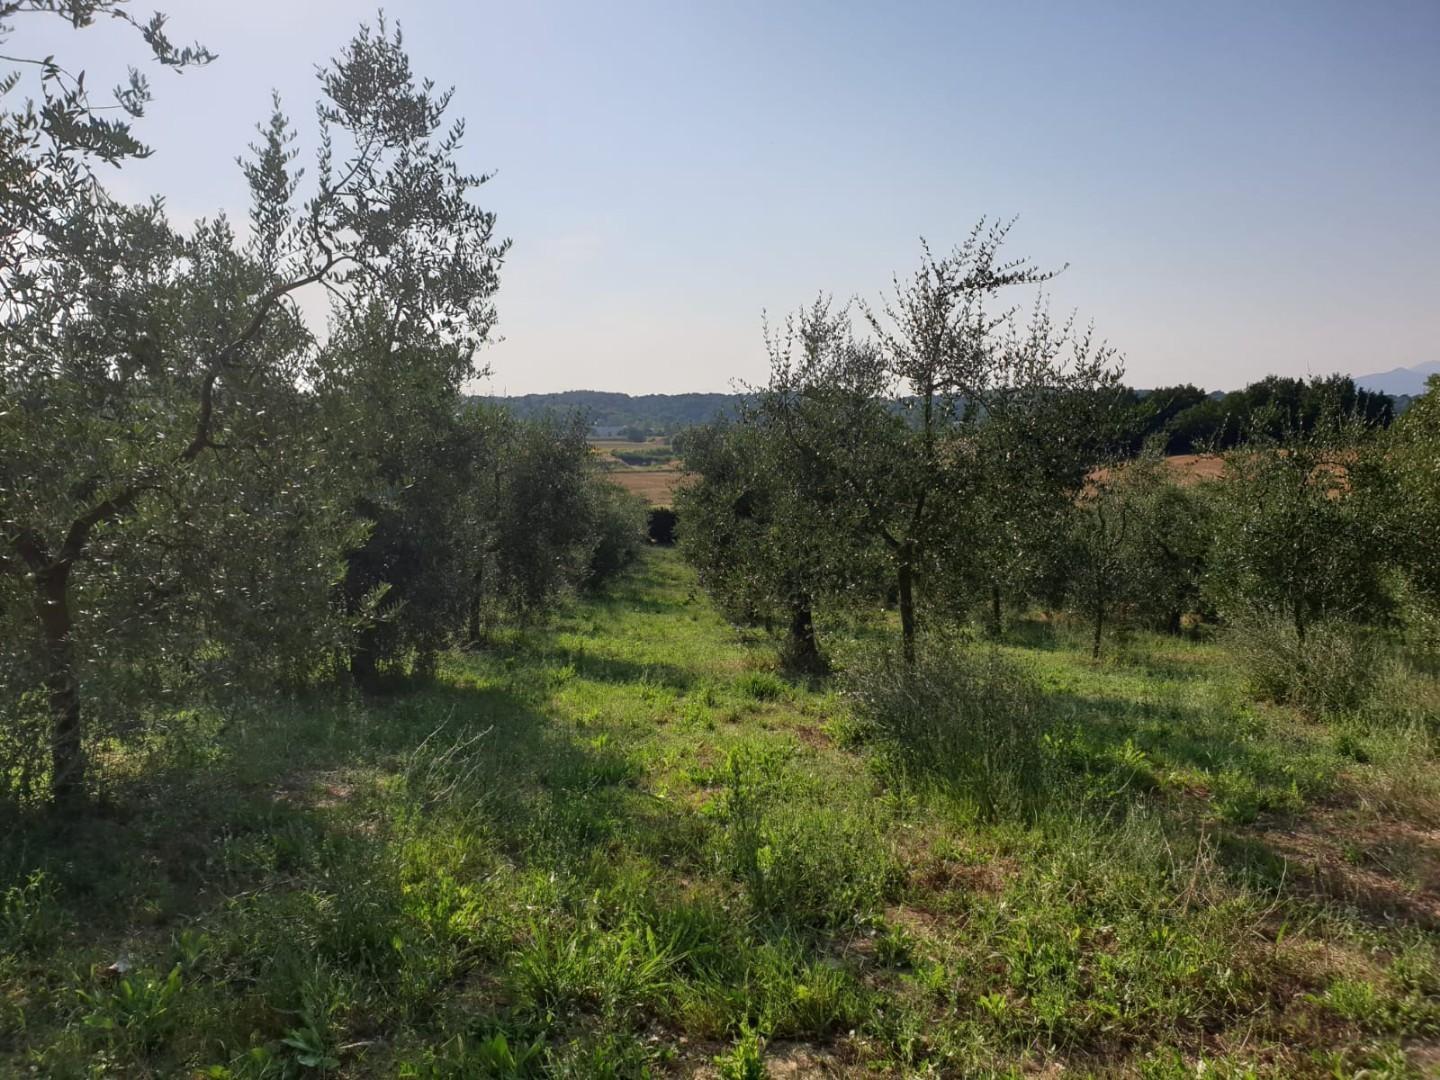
left=647, top=507, right=678, bottom=545
left=1227, top=614, right=1382, bottom=718
left=844, top=640, right=1054, bottom=821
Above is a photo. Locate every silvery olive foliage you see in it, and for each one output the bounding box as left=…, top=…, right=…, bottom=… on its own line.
left=701, top=222, right=1125, bottom=664
left=1205, top=412, right=1392, bottom=642
left=1, top=10, right=509, bottom=805
left=1384, top=376, right=1440, bottom=639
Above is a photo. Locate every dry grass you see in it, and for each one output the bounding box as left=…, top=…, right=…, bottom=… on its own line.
left=590, top=436, right=690, bottom=505
left=1089, top=453, right=1226, bottom=488
left=607, top=468, right=689, bottom=506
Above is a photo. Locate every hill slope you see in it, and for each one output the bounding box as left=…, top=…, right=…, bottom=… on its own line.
left=472, top=390, right=744, bottom=432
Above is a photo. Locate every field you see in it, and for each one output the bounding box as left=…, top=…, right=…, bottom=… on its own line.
left=592, top=438, right=689, bottom=506
left=3, top=547, right=1438, bottom=1076
left=595, top=442, right=1223, bottom=509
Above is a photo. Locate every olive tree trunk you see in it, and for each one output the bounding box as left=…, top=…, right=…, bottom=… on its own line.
left=786, top=591, right=825, bottom=674
left=897, top=546, right=917, bottom=665
left=34, top=564, right=86, bottom=810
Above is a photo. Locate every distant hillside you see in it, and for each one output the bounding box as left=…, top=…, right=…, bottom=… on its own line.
left=1355, top=361, right=1440, bottom=397
left=474, top=369, right=1420, bottom=442
left=472, top=390, right=745, bottom=434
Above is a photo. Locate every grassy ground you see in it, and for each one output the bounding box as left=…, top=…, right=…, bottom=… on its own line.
left=2, top=548, right=1438, bottom=1077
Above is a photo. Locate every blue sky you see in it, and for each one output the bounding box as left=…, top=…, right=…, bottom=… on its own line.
left=18, top=0, right=1440, bottom=393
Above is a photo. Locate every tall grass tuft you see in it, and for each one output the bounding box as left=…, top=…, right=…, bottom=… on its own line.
left=1227, top=613, right=1381, bottom=718
left=710, top=743, right=901, bottom=929
left=843, top=639, right=1054, bottom=821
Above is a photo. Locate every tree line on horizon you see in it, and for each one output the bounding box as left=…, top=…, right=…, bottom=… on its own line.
left=484, top=372, right=1397, bottom=450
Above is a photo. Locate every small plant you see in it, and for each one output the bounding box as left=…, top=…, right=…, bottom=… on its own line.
left=976, top=990, right=1010, bottom=1023
left=713, top=1021, right=768, bottom=1080
left=1317, top=976, right=1386, bottom=1029
left=281, top=1020, right=341, bottom=1071
left=172, top=927, right=213, bottom=973
left=1212, top=773, right=1263, bottom=825
left=735, top=671, right=785, bottom=702
left=78, top=964, right=184, bottom=1052
left=275, top=965, right=352, bottom=1073
left=874, top=922, right=916, bottom=968
left=507, top=919, right=677, bottom=1023
left=399, top=1033, right=545, bottom=1078
left=711, top=744, right=898, bottom=928
left=0, top=871, right=61, bottom=955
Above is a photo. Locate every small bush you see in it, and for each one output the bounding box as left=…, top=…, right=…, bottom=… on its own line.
left=843, top=641, right=1054, bottom=821
left=734, top=671, right=785, bottom=702
left=1227, top=614, right=1382, bottom=717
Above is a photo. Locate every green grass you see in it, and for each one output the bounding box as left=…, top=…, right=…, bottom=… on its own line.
left=2, top=548, right=1438, bottom=1076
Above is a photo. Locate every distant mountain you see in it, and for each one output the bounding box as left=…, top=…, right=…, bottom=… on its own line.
left=1354, top=361, right=1440, bottom=397
left=471, top=390, right=746, bottom=434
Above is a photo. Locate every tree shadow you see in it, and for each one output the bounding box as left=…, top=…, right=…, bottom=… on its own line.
left=0, top=673, right=680, bottom=935
left=1028, top=684, right=1440, bottom=930
left=466, top=630, right=700, bottom=693
left=1040, top=686, right=1310, bottom=791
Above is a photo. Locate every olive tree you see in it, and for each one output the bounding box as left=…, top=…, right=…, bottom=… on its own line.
left=1065, top=470, right=1135, bottom=659
left=457, top=408, right=630, bottom=643
left=317, top=307, right=487, bottom=690
left=1385, top=375, right=1440, bottom=637
left=676, top=381, right=878, bottom=673
left=754, top=224, right=1121, bottom=663
left=1061, top=449, right=1209, bottom=657
left=1, top=14, right=505, bottom=806
left=1206, top=415, right=1390, bottom=641
left=1115, top=452, right=1213, bottom=634
left=965, top=331, right=1133, bottom=635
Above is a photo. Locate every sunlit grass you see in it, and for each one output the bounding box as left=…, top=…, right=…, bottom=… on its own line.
left=2, top=547, right=1436, bottom=1076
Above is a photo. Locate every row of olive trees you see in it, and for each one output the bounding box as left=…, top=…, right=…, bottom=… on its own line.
left=677, top=224, right=1131, bottom=669
left=0, top=8, right=644, bottom=808
left=1066, top=392, right=1436, bottom=661
left=679, top=230, right=1437, bottom=673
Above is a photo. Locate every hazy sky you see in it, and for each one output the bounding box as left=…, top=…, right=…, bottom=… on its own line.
left=17, top=1, right=1440, bottom=393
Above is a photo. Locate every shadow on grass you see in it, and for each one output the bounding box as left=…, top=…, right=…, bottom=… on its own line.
left=464, top=638, right=699, bottom=693
left=0, top=673, right=677, bottom=935
left=541, top=647, right=698, bottom=693
left=1038, top=685, right=1323, bottom=795
left=0, top=660, right=892, bottom=1068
